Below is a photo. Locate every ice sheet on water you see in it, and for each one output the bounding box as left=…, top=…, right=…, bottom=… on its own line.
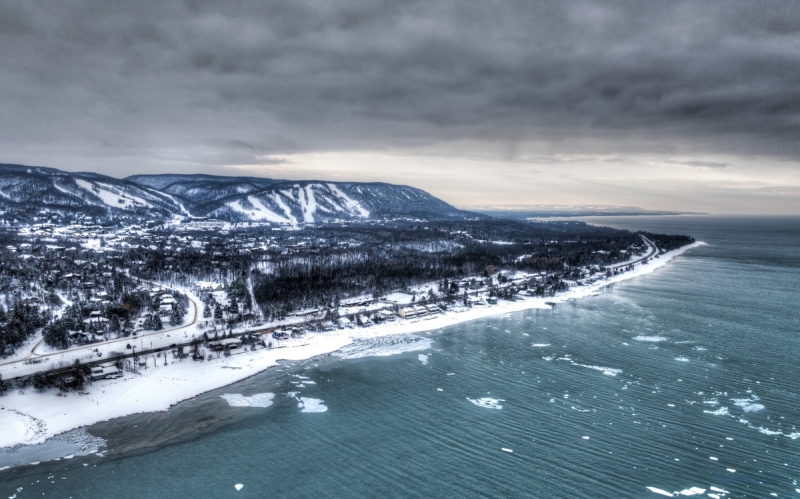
left=220, top=393, right=275, bottom=408
left=335, top=336, right=433, bottom=360
left=467, top=397, right=504, bottom=410
left=298, top=397, right=327, bottom=413
left=634, top=335, right=668, bottom=342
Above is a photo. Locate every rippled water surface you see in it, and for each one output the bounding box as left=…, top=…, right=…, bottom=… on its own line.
left=3, top=216, right=799, bottom=498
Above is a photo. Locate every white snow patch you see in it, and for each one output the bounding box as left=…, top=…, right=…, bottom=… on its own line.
left=327, top=183, right=370, bottom=217
left=271, top=193, right=297, bottom=223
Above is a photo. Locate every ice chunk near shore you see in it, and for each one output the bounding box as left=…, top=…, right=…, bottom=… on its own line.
left=220, top=393, right=275, bottom=408
left=634, top=336, right=668, bottom=342
left=335, top=336, right=433, bottom=359
left=467, top=398, right=504, bottom=409
left=298, top=398, right=327, bottom=413
left=418, top=354, right=428, bottom=365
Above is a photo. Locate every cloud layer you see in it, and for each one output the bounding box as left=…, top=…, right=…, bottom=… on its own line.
left=1, top=0, right=799, bottom=212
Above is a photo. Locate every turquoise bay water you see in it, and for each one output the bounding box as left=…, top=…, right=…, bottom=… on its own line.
left=3, top=216, right=799, bottom=498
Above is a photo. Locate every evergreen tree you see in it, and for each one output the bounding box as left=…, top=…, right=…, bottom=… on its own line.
left=203, top=306, right=211, bottom=319
left=32, top=372, right=48, bottom=391
left=229, top=298, right=239, bottom=316
left=214, top=304, right=223, bottom=320
left=71, top=360, right=85, bottom=391
left=170, top=306, right=182, bottom=326
left=109, top=315, right=121, bottom=333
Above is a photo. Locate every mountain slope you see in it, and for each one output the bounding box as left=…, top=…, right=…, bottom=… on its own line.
left=200, top=181, right=473, bottom=223
left=125, top=174, right=285, bottom=212
left=0, top=165, right=482, bottom=223
left=0, top=164, right=187, bottom=218
left=127, top=173, right=481, bottom=223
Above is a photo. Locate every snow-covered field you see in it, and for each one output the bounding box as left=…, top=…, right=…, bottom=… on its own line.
left=0, top=242, right=704, bottom=457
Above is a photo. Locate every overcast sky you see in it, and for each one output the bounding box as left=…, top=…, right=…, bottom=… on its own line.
left=2, top=0, right=799, bottom=213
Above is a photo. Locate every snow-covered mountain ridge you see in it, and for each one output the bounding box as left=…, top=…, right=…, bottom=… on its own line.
left=0, top=164, right=481, bottom=223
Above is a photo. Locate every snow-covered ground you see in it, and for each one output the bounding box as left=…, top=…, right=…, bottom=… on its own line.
left=1, top=290, right=199, bottom=378
left=0, top=241, right=704, bottom=454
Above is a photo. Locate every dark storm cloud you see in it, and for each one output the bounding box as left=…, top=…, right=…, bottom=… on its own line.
left=1, top=0, right=800, bottom=171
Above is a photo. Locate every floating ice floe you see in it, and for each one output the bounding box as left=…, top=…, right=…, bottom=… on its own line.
left=235, top=484, right=244, bottom=491
left=298, top=397, right=327, bottom=413
left=220, top=393, right=275, bottom=408
left=677, top=487, right=706, bottom=496
left=646, top=486, right=674, bottom=497
left=501, top=448, right=513, bottom=453
left=467, top=397, right=504, bottom=410
left=572, top=363, right=622, bottom=376
left=418, top=354, right=428, bottom=365
left=532, top=344, right=551, bottom=347
left=731, top=396, right=764, bottom=413
left=634, top=336, right=668, bottom=342
left=674, top=356, right=690, bottom=362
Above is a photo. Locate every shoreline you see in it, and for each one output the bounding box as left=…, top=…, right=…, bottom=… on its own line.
left=0, top=241, right=705, bottom=465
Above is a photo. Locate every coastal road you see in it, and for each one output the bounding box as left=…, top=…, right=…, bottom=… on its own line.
left=608, top=235, right=658, bottom=269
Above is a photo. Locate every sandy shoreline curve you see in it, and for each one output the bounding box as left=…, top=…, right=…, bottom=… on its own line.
left=0, top=241, right=705, bottom=459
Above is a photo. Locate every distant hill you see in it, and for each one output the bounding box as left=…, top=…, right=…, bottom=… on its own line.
left=0, top=164, right=482, bottom=223
left=470, top=205, right=703, bottom=219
